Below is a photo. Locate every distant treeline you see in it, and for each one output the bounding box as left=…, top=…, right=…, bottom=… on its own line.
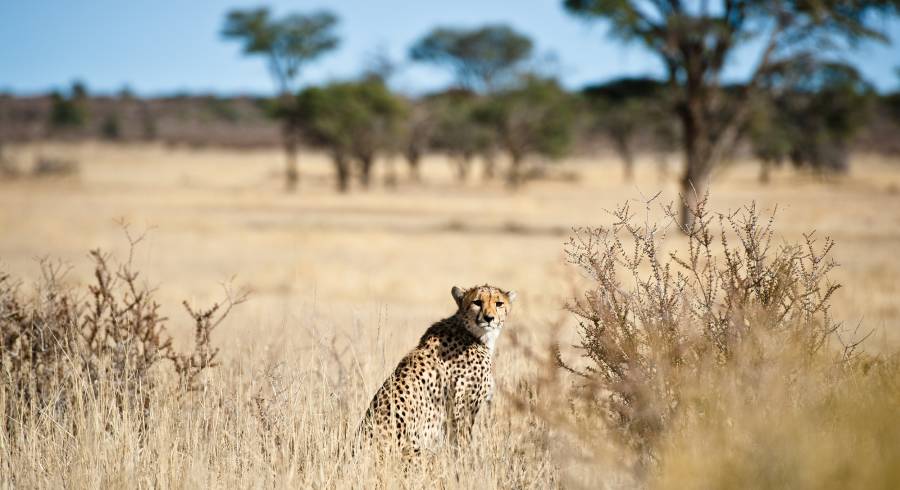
left=1, top=80, right=898, bottom=156
left=4, top=1, right=900, bottom=231
left=0, top=87, right=279, bottom=148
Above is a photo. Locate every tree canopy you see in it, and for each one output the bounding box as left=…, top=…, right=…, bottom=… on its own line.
left=564, top=0, right=899, bottom=227
left=49, top=81, right=89, bottom=132
left=427, top=91, right=491, bottom=158
left=582, top=77, right=674, bottom=180
left=222, top=7, right=340, bottom=190
left=410, top=25, right=533, bottom=92
left=750, top=61, right=875, bottom=175
left=296, top=80, right=406, bottom=191
left=476, top=76, right=576, bottom=185
left=222, top=7, right=339, bottom=95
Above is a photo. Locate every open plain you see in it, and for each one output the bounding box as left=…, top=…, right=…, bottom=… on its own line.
left=2, top=143, right=899, bottom=487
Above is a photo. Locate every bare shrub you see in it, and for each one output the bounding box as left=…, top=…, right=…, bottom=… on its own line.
left=31, top=156, right=80, bottom=178
left=0, top=232, right=244, bottom=439
left=559, top=193, right=846, bottom=472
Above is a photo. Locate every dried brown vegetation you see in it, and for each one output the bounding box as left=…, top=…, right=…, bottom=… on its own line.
left=545, top=194, right=900, bottom=486
left=1, top=146, right=899, bottom=488
left=0, top=233, right=554, bottom=489
left=0, top=230, right=243, bottom=443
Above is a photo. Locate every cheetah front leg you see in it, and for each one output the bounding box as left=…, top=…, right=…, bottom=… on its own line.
left=448, top=387, right=481, bottom=446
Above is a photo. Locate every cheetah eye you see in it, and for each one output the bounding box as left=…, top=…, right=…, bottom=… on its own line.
left=472, top=300, right=483, bottom=308
left=496, top=302, right=504, bottom=307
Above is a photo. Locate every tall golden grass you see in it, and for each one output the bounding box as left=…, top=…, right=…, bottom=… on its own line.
left=1, top=143, right=899, bottom=488
left=2, top=196, right=897, bottom=488
left=0, top=245, right=558, bottom=488
left=548, top=194, right=900, bottom=487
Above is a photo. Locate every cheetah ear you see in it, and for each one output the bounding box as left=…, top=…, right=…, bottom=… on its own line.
left=506, top=290, right=517, bottom=303
left=451, top=286, right=466, bottom=308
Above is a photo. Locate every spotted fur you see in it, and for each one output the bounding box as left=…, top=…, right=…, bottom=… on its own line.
left=357, top=284, right=516, bottom=455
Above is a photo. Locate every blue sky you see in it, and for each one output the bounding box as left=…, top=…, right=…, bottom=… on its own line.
left=2, top=0, right=899, bottom=96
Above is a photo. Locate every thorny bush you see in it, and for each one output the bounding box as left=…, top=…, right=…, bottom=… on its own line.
left=0, top=231, right=245, bottom=437
left=559, top=193, right=850, bottom=470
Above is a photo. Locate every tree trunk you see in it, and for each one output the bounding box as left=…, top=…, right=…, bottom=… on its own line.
left=283, top=122, right=299, bottom=192
left=277, top=86, right=301, bottom=193
left=507, top=152, right=524, bottom=189
left=455, top=155, right=471, bottom=182
left=482, top=150, right=496, bottom=181
left=678, top=71, right=713, bottom=232
left=679, top=133, right=711, bottom=231
left=384, top=156, right=398, bottom=189
left=334, top=153, right=350, bottom=193
left=406, top=150, right=421, bottom=182
left=759, top=158, right=771, bottom=184
left=613, top=136, right=635, bottom=182
left=358, top=154, right=374, bottom=189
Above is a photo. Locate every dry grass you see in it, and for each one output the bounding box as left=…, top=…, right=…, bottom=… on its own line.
left=1, top=142, right=899, bottom=488
left=550, top=194, right=899, bottom=487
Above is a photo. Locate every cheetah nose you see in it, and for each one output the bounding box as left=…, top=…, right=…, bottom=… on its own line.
left=483, top=315, right=494, bottom=323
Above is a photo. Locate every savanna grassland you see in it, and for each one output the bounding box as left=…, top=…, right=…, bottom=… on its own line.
left=1, top=143, right=899, bottom=488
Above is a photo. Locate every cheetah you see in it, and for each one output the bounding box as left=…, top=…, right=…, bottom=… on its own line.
left=357, top=284, right=516, bottom=455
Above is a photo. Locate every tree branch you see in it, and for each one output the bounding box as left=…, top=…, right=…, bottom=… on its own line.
left=706, top=17, right=786, bottom=173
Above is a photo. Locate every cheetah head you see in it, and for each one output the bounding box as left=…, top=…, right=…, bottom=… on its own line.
left=451, top=284, right=516, bottom=350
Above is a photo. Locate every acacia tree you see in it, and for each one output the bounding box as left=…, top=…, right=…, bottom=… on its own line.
left=222, top=7, right=338, bottom=191
left=427, top=90, right=495, bottom=182
left=348, top=81, right=406, bottom=188
left=564, top=0, right=898, bottom=228
left=583, top=77, right=672, bottom=181
left=409, top=25, right=534, bottom=182
left=476, top=76, right=575, bottom=187
left=49, top=81, right=89, bottom=137
left=401, top=100, right=436, bottom=182
left=296, top=80, right=406, bottom=192
left=750, top=61, right=874, bottom=181
left=886, top=70, right=900, bottom=126
left=410, top=25, right=533, bottom=93
left=747, top=93, right=793, bottom=183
